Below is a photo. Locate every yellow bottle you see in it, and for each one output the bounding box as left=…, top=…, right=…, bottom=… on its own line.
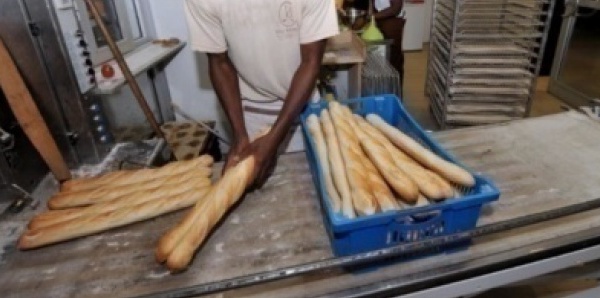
left=361, top=16, right=384, bottom=41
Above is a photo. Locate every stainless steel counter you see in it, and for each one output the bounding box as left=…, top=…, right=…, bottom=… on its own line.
left=2, top=111, right=600, bottom=297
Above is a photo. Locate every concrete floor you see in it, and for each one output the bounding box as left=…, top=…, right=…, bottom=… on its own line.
left=401, top=46, right=566, bottom=131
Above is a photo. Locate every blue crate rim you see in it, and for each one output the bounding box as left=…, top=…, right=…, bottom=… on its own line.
left=300, top=94, right=500, bottom=234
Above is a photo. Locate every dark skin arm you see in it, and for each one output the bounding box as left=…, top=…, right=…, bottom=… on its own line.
left=233, top=39, right=327, bottom=188
left=207, top=52, right=250, bottom=171
left=373, top=0, right=403, bottom=20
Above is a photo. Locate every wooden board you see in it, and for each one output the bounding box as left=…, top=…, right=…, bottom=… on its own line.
left=1, top=112, right=600, bottom=297
left=0, top=38, right=71, bottom=181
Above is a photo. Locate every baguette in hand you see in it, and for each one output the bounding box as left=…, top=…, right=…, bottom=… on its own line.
left=156, top=157, right=255, bottom=272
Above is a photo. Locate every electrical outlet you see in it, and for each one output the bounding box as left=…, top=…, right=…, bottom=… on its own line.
left=53, top=0, right=73, bottom=10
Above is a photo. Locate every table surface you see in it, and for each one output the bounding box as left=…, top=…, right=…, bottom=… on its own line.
left=2, top=111, right=600, bottom=298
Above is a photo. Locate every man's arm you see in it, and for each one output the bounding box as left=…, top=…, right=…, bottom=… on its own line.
left=239, top=40, right=327, bottom=186
left=207, top=52, right=250, bottom=170
left=269, top=40, right=326, bottom=151
left=373, top=0, right=403, bottom=20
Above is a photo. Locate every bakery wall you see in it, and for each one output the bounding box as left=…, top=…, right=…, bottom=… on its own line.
left=147, top=0, right=231, bottom=146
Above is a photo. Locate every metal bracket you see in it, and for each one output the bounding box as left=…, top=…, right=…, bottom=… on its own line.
left=0, top=126, right=14, bottom=152
left=28, top=22, right=41, bottom=37
left=66, top=131, right=79, bottom=146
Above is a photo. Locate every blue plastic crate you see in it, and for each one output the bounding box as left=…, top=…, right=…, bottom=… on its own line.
left=300, top=95, right=500, bottom=257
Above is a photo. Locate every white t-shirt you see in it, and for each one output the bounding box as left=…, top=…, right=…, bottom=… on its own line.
left=184, top=0, right=339, bottom=103
left=374, top=0, right=404, bottom=17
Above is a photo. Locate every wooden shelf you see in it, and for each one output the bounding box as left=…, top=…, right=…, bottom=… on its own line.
left=323, top=30, right=366, bottom=65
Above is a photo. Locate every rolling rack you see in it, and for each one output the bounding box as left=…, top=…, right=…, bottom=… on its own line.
left=426, top=0, right=556, bottom=128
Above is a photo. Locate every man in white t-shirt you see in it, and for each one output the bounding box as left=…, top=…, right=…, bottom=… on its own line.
left=184, top=0, right=339, bottom=187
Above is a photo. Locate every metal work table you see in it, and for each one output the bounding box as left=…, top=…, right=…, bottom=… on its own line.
left=2, top=111, right=600, bottom=297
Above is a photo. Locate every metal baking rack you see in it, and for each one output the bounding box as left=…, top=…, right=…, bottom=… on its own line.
left=361, top=51, right=402, bottom=98
left=426, top=0, right=555, bottom=128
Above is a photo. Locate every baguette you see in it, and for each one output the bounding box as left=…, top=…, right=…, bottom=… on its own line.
left=158, top=157, right=255, bottom=272
left=307, top=114, right=342, bottom=213
left=30, top=179, right=212, bottom=230
left=19, top=187, right=211, bottom=250
left=61, top=155, right=214, bottom=192
left=384, top=142, right=454, bottom=200
left=320, top=110, right=355, bottom=219
left=416, top=194, right=430, bottom=207
left=48, top=169, right=212, bottom=209
left=366, top=115, right=475, bottom=187
left=427, top=172, right=455, bottom=199
left=340, top=111, right=400, bottom=210
left=343, top=110, right=419, bottom=203
left=329, top=102, right=377, bottom=216
left=354, top=116, right=452, bottom=200
left=361, top=155, right=400, bottom=211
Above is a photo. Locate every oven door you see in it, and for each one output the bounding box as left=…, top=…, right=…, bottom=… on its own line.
left=0, top=90, right=48, bottom=193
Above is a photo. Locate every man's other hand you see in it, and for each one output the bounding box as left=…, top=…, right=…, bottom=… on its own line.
left=223, top=136, right=250, bottom=174
left=236, top=133, right=280, bottom=189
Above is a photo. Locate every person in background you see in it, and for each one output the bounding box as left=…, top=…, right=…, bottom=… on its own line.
left=353, top=0, right=405, bottom=81
left=184, top=0, right=339, bottom=188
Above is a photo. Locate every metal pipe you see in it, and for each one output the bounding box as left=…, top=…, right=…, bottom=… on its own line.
left=525, top=0, right=557, bottom=116
left=84, top=0, right=166, bottom=141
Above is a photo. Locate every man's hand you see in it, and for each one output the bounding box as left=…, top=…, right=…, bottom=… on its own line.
left=234, top=133, right=280, bottom=188
left=222, top=135, right=250, bottom=174
left=222, top=40, right=327, bottom=186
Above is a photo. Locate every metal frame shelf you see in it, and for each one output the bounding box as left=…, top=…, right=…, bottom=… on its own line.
left=426, top=0, right=555, bottom=128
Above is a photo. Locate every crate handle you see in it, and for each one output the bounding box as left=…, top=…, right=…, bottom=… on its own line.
left=397, top=210, right=442, bottom=225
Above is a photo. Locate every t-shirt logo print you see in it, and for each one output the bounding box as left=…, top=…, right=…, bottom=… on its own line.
left=279, top=1, right=297, bottom=27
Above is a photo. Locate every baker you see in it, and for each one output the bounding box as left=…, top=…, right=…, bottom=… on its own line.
left=372, top=0, right=405, bottom=81
left=184, top=0, right=339, bottom=187
left=350, top=0, right=405, bottom=80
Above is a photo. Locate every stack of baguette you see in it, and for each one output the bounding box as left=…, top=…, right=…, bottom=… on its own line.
left=18, top=155, right=214, bottom=250
left=306, top=102, right=475, bottom=218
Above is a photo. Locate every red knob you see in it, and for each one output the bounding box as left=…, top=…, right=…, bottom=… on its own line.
left=101, top=64, right=115, bottom=78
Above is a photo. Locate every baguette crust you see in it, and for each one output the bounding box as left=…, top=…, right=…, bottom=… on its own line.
left=329, top=102, right=377, bottom=216
left=61, top=155, right=214, bottom=192
left=48, top=169, right=211, bottom=209
left=342, top=110, right=400, bottom=211
left=320, top=110, right=355, bottom=219
left=367, top=115, right=475, bottom=187
left=345, top=110, right=419, bottom=203
left=355, top=116, right=451, bottom=200
left=18, top=187, right=211, bottom=250
left=30, top=179, right=211, bottom=230
left=361, top=155, right=401, bottom=211
left=159, top=157, right=255, bottom=272
left=307, top=114, right=342, bottom=213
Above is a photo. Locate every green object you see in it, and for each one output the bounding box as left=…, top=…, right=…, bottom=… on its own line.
left=361, top=17, right=384, bottom=41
